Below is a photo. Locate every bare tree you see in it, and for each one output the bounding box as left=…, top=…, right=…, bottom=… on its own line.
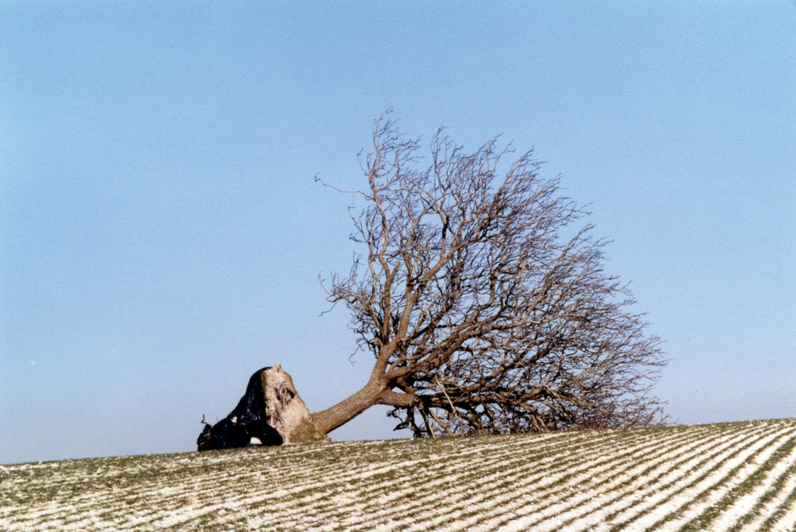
left=312, top=112, right=666, bottom=438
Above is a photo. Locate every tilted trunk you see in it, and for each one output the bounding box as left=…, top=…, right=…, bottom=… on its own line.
left=311, top=379, right=387, bottom=434
left=311, top=376, right=416, bottom=434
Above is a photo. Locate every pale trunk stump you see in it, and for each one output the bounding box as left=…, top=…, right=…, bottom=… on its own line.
left=197, top=364, right=328, bottom=451
left=262, top=364, right=330, bottom=444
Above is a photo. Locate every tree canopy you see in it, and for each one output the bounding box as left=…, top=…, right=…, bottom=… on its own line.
left=312, top=113, right=666, bottom=437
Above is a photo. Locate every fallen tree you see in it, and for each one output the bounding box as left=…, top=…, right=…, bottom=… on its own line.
left=310, top=112, right=666, bottom=438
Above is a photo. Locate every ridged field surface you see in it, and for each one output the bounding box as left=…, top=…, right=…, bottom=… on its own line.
left=2, top=419, right=796, bottom=531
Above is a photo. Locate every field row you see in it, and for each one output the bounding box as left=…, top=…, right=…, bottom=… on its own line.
left=1, top=419, right=795, bottom=531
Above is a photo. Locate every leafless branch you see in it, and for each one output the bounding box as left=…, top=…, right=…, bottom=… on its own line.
left=312, top=114, right=667, bottom=437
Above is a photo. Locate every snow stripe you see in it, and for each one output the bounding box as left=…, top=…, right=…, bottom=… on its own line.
left=510, top=422, right=761, bottom=532
left=640, top=427, right=796, bottom=531
left=472, top=424, right=773, bottom=532
left=597, top=422, right=788, bottom=531
left=1, top=419, right=795, bottom=531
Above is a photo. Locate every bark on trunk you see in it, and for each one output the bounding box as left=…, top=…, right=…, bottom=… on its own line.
left=311, top=380, right=387, bottom=434
left=311, top=371, right=420, bottom=435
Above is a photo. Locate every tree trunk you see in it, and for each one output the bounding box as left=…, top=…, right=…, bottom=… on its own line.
left=312, top=365, right=421, bottom=435
left=197, top=364, right=329, bottom=451
left=311, top=379, right=388, bottom=434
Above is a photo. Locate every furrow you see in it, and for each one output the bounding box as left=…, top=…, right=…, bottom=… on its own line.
left=345, top=427, right=672, bottom=531
left=638, top=426, right=796, bottom=531
left=737, top=451, right=796, bottom=532
left=153, top=435, right=563, bottom=529
left=240, top=431, right=588, bottom=530
left=456, top=424, right=726, bottom=532
left=600, top=422, right=786, bottom=531
left=2, top=420, right=795, bottom=532
left=580, top=422, right=776, bottom=531
left=296, top=431, right=603, bottom=530
left=511, top=421, right=758, bottom=532
left=719, top=437, right=796, bottom=532
left=756, top=476, right=796, bottom=532
left=478, top=422, right=780, bottom=532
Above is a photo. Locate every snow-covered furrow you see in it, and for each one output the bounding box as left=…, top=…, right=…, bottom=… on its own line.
left=625, top=428, right=796, bottom=532
left=717, top=440, right=796, bottom=532
left=197, top=434, right=568, bottom=526
left=151, top=435, right=546, bottom=530
left=271, top=428, right=630, bottom=530
left=600, top=424, right=791, bottom=531
left=230, top=431, right=593, bottom=527
left=468, top=422, right=762, bottom=532
left=0, top=426, right=732, bottom=522
left=261, top=424, right=694, bottom=531
left=758, top=478, right=796, bottom=531
left=383, top=425, right=703, bottom=531
left=228, top=431, right=592, bottom=530
left=556, top=423, right=775, bottom=531
left=449, top=424, right=760, bottom=531
left=1, top=419, right=794, bottom=531
left=669, top=434, right=796, bottom=532
left=736, top=456, right=796, bottom=532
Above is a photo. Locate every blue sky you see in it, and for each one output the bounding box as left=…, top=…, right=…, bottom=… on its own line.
left=1, top=2, right=794, bottom=465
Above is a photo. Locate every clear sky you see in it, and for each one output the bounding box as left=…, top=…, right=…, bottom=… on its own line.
left=1, top=2, right=794, bottom=465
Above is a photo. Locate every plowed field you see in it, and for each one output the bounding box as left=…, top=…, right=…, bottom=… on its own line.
left=2, top=419, right=795, bottom=531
